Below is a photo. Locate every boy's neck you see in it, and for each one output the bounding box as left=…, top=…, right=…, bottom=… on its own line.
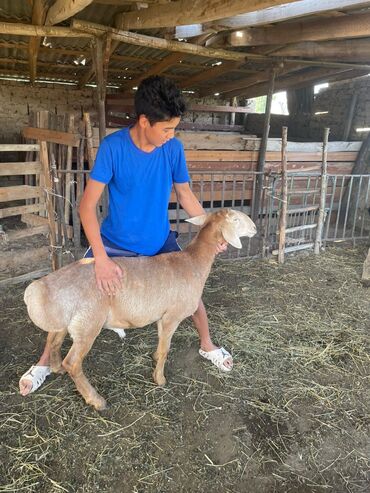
left=129, top=123, right=155, bottom=153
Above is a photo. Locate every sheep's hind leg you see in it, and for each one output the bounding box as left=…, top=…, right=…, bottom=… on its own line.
left=62, top=320, right=105, bottom=411
left=153, top=318, right=179, bottom=386
left=49, top=330, right=68, bottom=374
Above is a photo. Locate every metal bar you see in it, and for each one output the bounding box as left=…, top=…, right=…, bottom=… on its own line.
left=272, top=242, right=314, bottom=255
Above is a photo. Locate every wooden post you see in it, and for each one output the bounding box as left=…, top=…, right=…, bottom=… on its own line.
left=39, top=140, right=58, bottom=271
left=314, top=127, right=329, bottom=254
left=83, top=112, right=95, bottom=170
left=253, top=68, right=276, bottom=222
left=278, top=126, right=288, bottom=264
left=342, top=92, right=358, bottom=141
left=229, top=97, right=237, bottom=126
left=64, top=114, right=75, bottom=224
left=92, top=36, right=107, bottom=142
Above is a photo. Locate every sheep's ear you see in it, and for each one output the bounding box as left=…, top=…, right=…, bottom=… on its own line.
left=185, top=214, right=207, bottom=226
left=221, top=223, right=243, bottom=249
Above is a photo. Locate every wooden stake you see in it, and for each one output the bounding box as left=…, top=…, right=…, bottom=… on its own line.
left=278, top=126, right=288, bottom=264
left=39, top=140, right=58, bottom=271
left=64, top=114, right=75, bottom=224
left=314, top=127, right=329, bottom=254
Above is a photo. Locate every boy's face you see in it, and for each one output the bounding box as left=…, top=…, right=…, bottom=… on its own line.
left=140, top=115, right=180, bottom=147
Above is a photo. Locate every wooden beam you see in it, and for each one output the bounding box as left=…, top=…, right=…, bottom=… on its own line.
left=228, top=12, right=370, bottom=47
left=23, top=127, right=80, bottom=147
left=72, top=19, right=259, bottom=63
left=262, top=39, right=370, bottom=62
left=45, top=0, right=94, bottom=26
left=92, top=37, right=107, bottom=141
left=29, top=0, right=48, bottom=83
left=217, top=0, right=370, bottom=29
left=115, top=0, right=299, bottom=30
left=0, top=21, right=93, bottom=37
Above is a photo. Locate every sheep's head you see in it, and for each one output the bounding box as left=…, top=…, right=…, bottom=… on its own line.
left=186, top=209, right=257, bottom=249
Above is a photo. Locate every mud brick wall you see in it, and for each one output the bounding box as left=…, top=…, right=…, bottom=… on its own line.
left=0, top=80, right=96, bottom=144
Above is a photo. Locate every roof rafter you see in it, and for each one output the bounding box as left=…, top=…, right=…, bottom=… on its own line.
left=115, top=0, right=299, bottom=30
left=216, top=0, right=370, bottom=30
left=28, top=0, right=48, bottom=83
left=228, top=11, right=370, bottom=47
left=45, top=0, right=94, bottom=26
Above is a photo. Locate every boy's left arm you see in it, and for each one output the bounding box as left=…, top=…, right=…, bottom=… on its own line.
left=173, top=182, right=227, bottom=253
left=174, top=182, right=205, bottom=217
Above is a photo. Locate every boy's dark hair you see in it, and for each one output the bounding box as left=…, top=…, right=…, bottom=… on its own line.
left=134, top=76, right=186, bottom=124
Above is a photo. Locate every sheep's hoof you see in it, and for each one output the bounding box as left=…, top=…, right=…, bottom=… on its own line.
left=51, top=365, right=66, bottom=375
left=153, top=371, right=166, bottom=386
left=90, top=396, right=108, bottom=411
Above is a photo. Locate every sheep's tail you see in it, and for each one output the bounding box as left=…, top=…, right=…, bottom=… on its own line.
left=24, top=280, right=56, bottom=332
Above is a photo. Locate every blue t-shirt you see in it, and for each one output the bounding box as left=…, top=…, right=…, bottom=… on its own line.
left=89, top=128, right=190, bottom=255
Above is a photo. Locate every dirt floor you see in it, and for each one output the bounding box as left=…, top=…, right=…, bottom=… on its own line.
left=0, top=245, right=369, bottom=493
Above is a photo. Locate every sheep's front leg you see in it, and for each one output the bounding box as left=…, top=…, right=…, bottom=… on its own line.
left=153, top=318, right=179, bottom=386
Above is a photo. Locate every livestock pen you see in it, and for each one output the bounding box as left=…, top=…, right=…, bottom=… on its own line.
left=0, top=114, right=369, bottom=493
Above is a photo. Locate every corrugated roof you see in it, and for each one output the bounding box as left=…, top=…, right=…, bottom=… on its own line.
left=0, top=0, right=369, bottom=97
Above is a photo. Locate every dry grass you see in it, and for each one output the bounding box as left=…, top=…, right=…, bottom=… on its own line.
left=0, top=246, right=369, bottom=492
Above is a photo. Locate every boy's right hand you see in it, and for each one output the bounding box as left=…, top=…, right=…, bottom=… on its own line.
left=94, top=256, right=123, bottom=296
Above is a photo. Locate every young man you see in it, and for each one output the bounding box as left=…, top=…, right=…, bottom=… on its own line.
left=19, top=76, right=233, bottom=396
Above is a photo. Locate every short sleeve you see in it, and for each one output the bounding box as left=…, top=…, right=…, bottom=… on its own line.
left=171, top=139, right=190, bottom=184
left=89, top=137, right=113, bottom=184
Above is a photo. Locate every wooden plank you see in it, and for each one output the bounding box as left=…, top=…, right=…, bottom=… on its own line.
left=185, top=150, right=358, bottom=162
left=21, top=213, right=74, bottom=239
left=0, top=185, right=43, bottom=202
left=175, top=131, right=251, bottom=151
left=0, top=161, right=42, bottom=176
left=6, top=225, right=49, bottom=241
left=0, top=203, right=45, bottom=219
left=0, top=268, right=50, bottom=287
left=244, top=139, right=362, bottom=153
left=106, top=99, right=252, bottom=114
left=0, top=144, right=39, bottom=152
left=23, top=127, right=80, bottom=147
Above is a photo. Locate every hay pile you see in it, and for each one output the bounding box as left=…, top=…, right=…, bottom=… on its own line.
left=0, top=246, right=369, bottom=492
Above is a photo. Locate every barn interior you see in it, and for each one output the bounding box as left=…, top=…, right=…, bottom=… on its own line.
left=0, top=2, right=369, bottom=492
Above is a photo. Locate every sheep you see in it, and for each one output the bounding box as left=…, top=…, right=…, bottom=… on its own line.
left=24, top=209, right=257, bottom=410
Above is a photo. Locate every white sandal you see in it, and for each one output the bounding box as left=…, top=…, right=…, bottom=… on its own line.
left=19, top=365, right=51, bottom=394
left=109, top=328, right=126, bottom=340
left=199, top=347, right=233, bottom=372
